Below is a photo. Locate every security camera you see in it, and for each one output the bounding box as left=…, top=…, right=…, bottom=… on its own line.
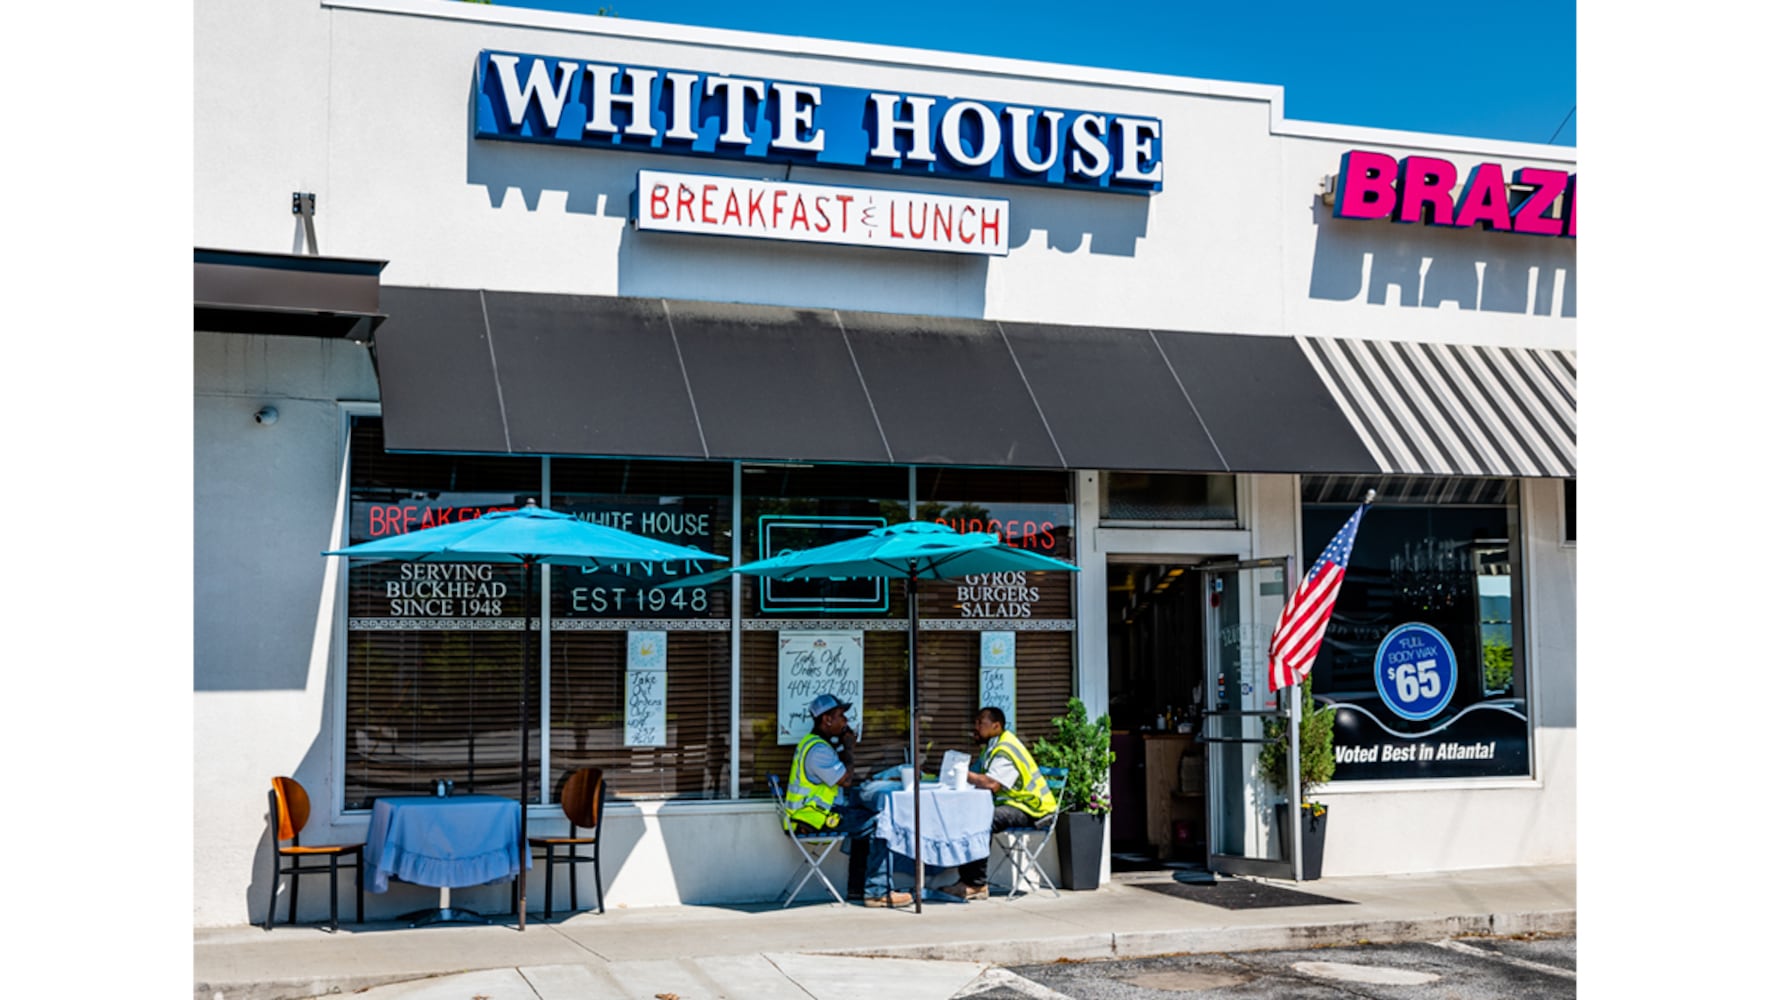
left=254, top=406, right=279, bottom=426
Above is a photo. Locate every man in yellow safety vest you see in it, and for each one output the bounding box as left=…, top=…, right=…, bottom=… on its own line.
left=952, top=705, right=1057, bottom=900
left=784, top=692, right=910, bottom=908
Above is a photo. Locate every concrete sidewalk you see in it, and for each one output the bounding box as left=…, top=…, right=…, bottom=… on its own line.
left=194, top=864, right=1575, bottom=1000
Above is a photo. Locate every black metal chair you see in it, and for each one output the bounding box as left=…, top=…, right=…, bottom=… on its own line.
left=266, top=776, right=364, bottom=931
left=515, top=768, right=606, bottom=919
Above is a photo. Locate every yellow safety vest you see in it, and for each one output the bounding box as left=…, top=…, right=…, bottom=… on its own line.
left=986, top=730, right=1058, bottom=819
left=784, top=732, right=841, bottom=831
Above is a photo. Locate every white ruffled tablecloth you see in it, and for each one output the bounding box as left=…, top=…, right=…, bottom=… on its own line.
left=363, top=794, right=529, bottom=893
left=868, top=783, right=993, bottom=867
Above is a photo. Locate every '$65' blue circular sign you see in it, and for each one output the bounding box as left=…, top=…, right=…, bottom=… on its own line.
left=1374, top=623, right=1457, bottom=721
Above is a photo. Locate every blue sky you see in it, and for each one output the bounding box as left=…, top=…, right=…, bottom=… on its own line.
left=494, top=1, right=1575, bottom=146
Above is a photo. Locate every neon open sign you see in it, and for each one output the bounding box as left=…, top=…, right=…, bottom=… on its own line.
left=474, top=51, right=1164, bottom=194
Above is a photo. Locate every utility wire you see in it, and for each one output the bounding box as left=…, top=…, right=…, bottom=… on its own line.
left=1548, top=105, right=1576, bottom=144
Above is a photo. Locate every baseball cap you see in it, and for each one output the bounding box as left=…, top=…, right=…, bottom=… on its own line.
left=808, top=693, right=852, bottom=719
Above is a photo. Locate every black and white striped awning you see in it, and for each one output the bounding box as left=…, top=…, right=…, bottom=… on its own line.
left=1296, top=337, right=1576, bottom=478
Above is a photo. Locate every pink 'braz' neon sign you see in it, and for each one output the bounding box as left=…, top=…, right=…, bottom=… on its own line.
left=1333, top=149, right=1575, bottom=238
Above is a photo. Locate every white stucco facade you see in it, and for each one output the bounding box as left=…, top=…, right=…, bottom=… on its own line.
left=195, top=0, right=1574, bottom=927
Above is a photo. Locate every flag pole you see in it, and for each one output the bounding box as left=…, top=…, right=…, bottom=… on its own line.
left=1282, top=489, right=1371, bottom=881
left=909, top=567, right=923, bottom=914
left=1287, top=681, right=1302, bottom=882
left=517, top=558, right=535, bottom=931
left=1283, top=548, right=1303, bottom=883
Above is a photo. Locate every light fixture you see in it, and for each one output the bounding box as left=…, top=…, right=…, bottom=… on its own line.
left=292, top=192, right=318, bottom=254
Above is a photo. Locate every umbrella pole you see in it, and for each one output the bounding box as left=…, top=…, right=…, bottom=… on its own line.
left=517, top=559, right=534, bottom=931
left=468, top=660, right=476, bottom=791
left=909, top=570, right=922, bottom=914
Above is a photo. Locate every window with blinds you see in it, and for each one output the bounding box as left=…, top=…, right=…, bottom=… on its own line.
left=736, top=466, right=1077, bottom=798
left=916, top=466, right=1076, bottom=760
left=548, top=630, right=732, bottom=799
left=342, top=420, right=540, bottom=809
left=545, top=458, right=735, bottom=800
left=343, top=424, right=738, bottom=807
left=341, top=424, right=1079, bottom=808
left=346, top=628, right=535, bottom=807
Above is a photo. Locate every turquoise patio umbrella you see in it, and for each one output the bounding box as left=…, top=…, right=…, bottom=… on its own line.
left=324, top=500, right=726, bottom=929
left=678, top=520, right=1079, bottom=912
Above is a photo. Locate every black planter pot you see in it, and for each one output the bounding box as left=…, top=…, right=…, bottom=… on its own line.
left=1274, top=804, right=1328, bottom=881
left=1056, top=812, right=1106, bottom=890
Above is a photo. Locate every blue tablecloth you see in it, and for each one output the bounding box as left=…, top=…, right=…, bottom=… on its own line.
left=869, top=784, right=992, bottom=867
left=364, top=795, right=528, bottom=893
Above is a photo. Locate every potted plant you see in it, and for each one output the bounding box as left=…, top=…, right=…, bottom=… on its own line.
left=1258, top=675, right=1336, bottom=880
left=1031, top=697, right=1115, bottom=890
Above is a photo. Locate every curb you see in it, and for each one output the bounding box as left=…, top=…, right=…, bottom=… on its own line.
left=819, top=909, right=1577, bottom=965
left=196, top=971, right=462, bottom=1000
left=197, top=911, right=1577, bottom=1000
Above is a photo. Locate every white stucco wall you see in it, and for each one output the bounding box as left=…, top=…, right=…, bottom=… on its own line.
left=1275, top=135, right=1577, bottom=349
left=196, top=0, right=1574, bottom=346
left=193, top=0, right=1576, bottom=925
left=193, top=333, right=377, bottom=925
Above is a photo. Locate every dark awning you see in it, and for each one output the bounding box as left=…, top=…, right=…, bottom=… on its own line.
left=194, top=248, right=387, bottom=340
left=371, top=287, right=1575, bottom=477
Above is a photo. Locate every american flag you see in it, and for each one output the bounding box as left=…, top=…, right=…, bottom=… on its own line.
left=1267, top=499, right=1372, bottom=692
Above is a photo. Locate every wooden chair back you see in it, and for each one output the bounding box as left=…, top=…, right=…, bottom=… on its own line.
left=270, top=776, right=310, bottom=843
left=559, top=768, right=604, bottom=833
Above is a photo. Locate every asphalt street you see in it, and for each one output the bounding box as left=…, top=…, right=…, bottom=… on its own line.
left=957, top=934, right=1576, bottom=999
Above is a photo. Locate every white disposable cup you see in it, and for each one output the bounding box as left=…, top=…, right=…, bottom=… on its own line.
left=900, top=765, right=916, bottom=788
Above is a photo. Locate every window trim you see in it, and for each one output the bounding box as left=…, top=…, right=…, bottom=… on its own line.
left=1097, top=518, right=1240, bottom=530
left=1318, top=775, right=1544, bottom=795
left=331, top=401, right=381, bottom=820
left=1560, top=479, right=1576, bottom=548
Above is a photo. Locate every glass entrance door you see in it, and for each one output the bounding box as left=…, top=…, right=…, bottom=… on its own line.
left=1199, top=557, right=1293, bottom=879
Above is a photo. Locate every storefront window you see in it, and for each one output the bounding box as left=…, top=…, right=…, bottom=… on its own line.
left=734, top=466, right=1076, bottom=799
left=1102, top=472, right=1235, bottom=520
left=547, top=459, right=734, bottom=800
left=341, top=422, right=738, bottom=808
left=342, top=419, right=540, bottom=809
left=916, top=467, right=1077, bottom=755
left=737, top=465, right=910, bottom=797
left=1301, top=476, right=1529, bottom=781
left=342, top=431, right=1079, bottom=807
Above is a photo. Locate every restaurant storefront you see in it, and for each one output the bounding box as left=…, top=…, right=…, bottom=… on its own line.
left=194, top=0, right=1575, bottom=925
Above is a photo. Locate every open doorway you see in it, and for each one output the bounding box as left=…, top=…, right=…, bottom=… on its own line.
left=1105, top=559, right=1213, bottom=873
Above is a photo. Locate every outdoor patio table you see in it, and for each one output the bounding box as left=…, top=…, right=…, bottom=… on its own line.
left=364, top=794, right=528, bottom=924
left=863, top=782, right=993, bottom=868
